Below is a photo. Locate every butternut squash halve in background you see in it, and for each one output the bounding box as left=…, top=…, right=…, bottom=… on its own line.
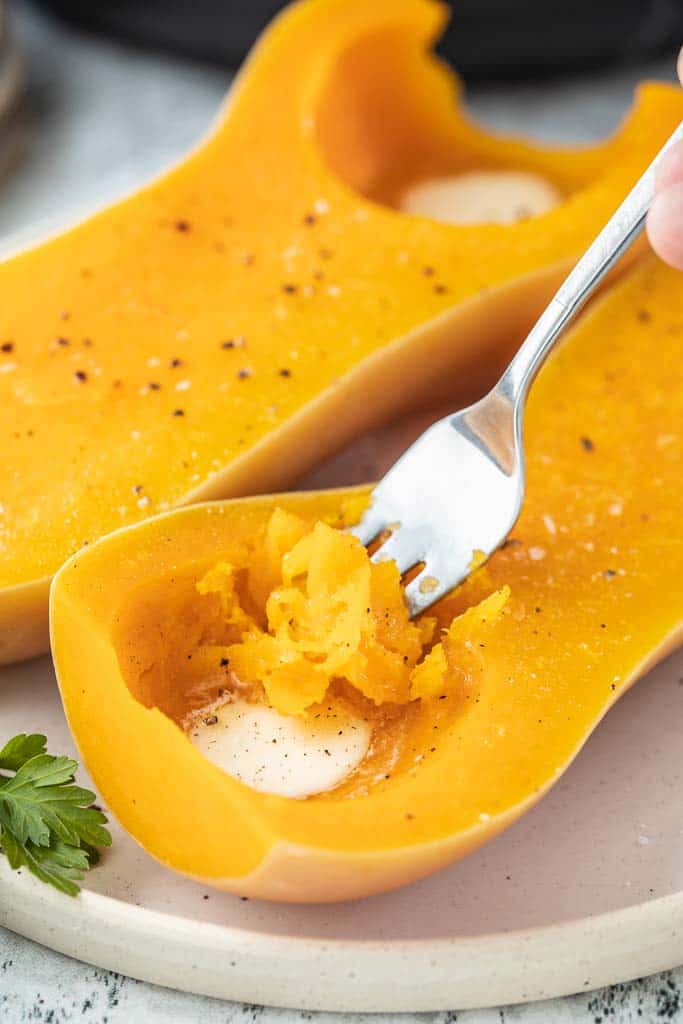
left=2, top=0, right=683, bottom=663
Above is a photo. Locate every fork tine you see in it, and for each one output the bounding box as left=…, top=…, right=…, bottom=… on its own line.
left=403, top=563, right=454, bottom=618
left=349, top=505, right=386, bottom=546
left=369, top=528, right=422, bottom=575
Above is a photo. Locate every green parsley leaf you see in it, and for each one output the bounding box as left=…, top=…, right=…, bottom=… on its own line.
left=1, top=826, right=92, bottom=898
left=0, top=733, right=47, bottom=772
left=0, top=735, right=112, bottom=897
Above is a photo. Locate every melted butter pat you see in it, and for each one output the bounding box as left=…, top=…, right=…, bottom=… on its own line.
left=400, top=170, right=561, bottom=225
left=188, top=700, right=372, bottom=799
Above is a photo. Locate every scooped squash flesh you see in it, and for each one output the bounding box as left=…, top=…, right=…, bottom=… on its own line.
left=2, top=0, right=683, bottom=664
left=51, top=257, right=683, bottom=902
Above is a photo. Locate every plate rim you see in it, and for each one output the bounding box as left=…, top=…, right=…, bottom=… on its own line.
left=2, top=856, right=683, bottom=1012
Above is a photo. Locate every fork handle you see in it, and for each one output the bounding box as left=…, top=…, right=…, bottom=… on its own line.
left=500, top=120, right=683, bottom=405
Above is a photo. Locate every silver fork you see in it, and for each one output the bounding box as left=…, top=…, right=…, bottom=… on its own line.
left=351, top=121, right=683, bottom=617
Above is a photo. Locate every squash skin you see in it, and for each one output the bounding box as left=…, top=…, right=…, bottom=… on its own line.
left=51, top=257, right=683, bottom=902
left=0, top=579, right=50, bottom=665
left=3, top=2, right=683, bottom=664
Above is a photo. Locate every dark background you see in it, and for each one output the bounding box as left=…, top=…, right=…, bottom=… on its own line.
left=36, top=0, right=683, bottom=80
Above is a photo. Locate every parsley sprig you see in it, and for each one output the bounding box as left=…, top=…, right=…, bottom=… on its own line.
left=0, top=734, right=111, bottom=896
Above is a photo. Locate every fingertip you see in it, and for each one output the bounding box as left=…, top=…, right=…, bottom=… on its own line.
left=647, top=184, right=683, bottom=270
left=656, top=140, right=683, bottom=191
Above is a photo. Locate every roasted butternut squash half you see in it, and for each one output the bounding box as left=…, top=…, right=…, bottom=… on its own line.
left=2, top=0, right=683, bottom=665
left=51, top=257, right=683, bottom=902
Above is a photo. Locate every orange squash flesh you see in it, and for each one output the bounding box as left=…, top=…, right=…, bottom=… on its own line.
left=3, top=0, right=683, bottom=664
left=51, top=257, right=683, bottom=902
left=125, top=507, right=509, bottom=723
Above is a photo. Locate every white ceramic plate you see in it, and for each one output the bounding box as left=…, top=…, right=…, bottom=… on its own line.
left=1, top=411, right=682, bottom=1013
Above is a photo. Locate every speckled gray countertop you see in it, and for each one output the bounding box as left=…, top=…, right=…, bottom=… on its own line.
left=1, top=3, right=682, bottom=1021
